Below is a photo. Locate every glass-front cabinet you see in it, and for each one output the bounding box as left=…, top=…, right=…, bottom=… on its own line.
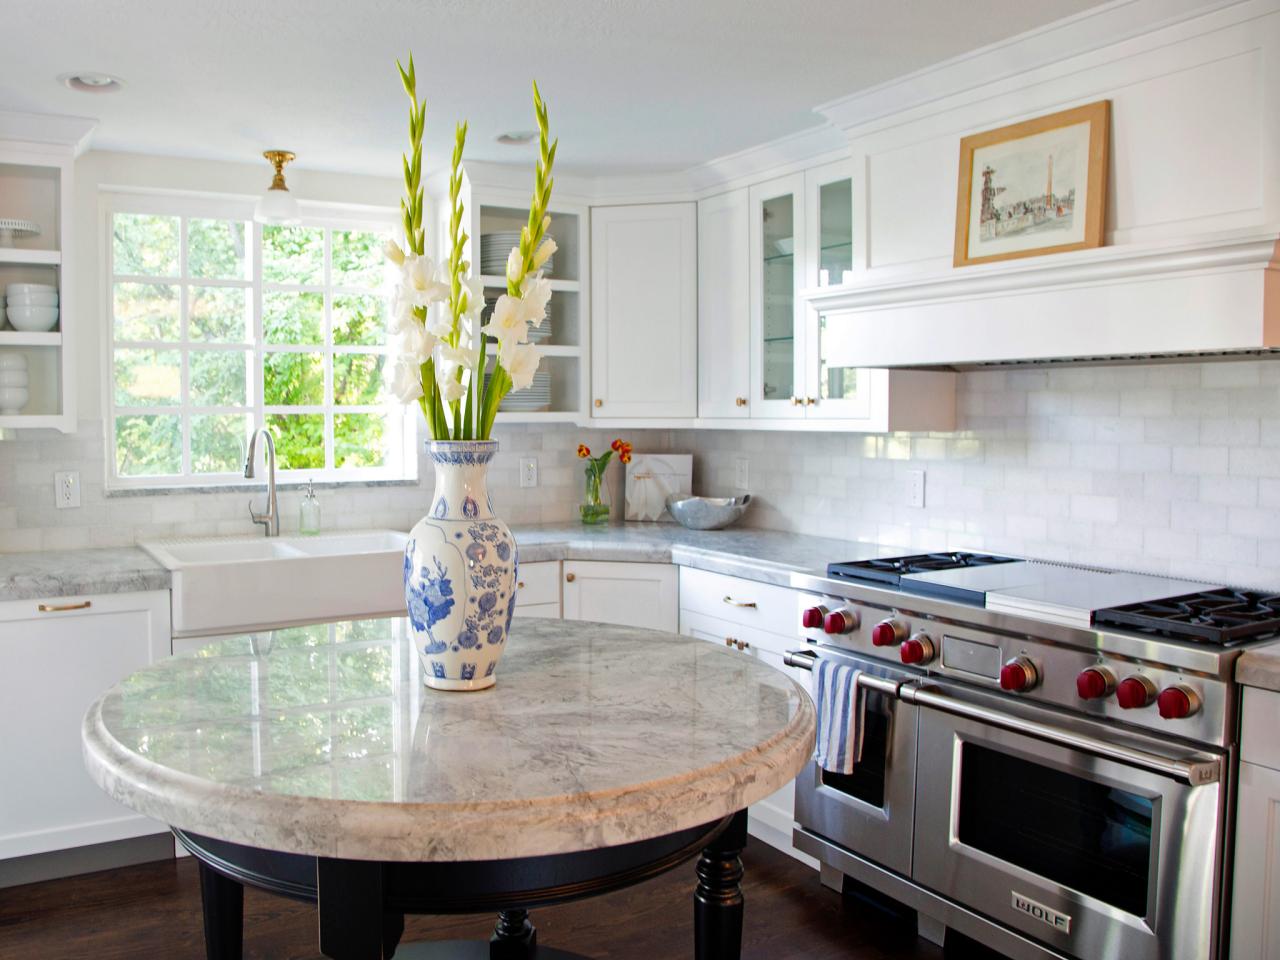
left=803, top=160, right=869, bottom=420
left=748, top=173, right=806, bottom=418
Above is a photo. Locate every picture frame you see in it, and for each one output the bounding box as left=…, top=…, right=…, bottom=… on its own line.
left=953, top=100, right=1110, bottom=267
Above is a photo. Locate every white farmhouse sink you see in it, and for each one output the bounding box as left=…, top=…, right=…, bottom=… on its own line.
left=142, top=530, right=410, bottom=638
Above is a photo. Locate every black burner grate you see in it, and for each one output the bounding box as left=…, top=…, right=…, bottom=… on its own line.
left=1094, top=589, right=1280, bottom=646
left=826, top=552, right=1017, bottom=587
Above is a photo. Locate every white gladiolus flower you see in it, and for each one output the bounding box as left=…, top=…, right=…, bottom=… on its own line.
left=383, top=239, right=406, bottom=266
left=519, top=274, right=552, bottom=328
left=388, top=355, right=423, bottom=403
left=505, top=245, right=522, bottom=282
left=532, top=237, right=557, bottom=270
left=500, top=340, right=542, bottom=391
left=462, top=276, right=486, bottom=320
left=399, top=321, right=437, bottom=364
left=425, top=301, right=454, bottom=339
left=401, top=254, right=450, bottom=307
left=482, top=294, right=529, bottom=345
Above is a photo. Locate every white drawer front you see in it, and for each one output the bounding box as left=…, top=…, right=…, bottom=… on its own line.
left=679, top=566, right=798, bottom=639
left=516, top=561, right=561, bottom=609
left=679, top=608, right=812, bottom=691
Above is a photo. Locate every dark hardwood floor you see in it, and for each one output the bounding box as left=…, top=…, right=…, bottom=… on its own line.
left=0, top=839, right=993, bottom=959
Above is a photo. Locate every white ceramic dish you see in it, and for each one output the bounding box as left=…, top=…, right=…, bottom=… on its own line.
left=0, top=353, right=25, bottom=370
left=6, top=283, right=56, bottom=296
left=0, top=384, right=28, bottom=414
left=5, top=290, right=58, bottom=303
left=0, top=368, right=28, bottom=387
left=6, top=305, right=59, bottom=331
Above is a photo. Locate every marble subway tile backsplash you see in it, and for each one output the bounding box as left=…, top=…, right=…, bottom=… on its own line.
left=3, top=359, right=1280, bottom=590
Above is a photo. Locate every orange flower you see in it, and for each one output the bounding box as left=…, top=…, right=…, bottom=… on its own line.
left=577, top=444, right=591, bottom=458
left=611, top=438, right=623, bottom=452
left=619, top=450, right=632, bottom=464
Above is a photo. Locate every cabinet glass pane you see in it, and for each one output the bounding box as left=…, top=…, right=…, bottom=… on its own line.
left=818, top=178, right=852, bottom=286
left=761, top=193, right=794, bottom=402
left=818, top=314, right=859, bottom=402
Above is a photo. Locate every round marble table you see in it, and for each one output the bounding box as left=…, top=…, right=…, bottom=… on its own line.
left=82, top=617, right=815, bottom=960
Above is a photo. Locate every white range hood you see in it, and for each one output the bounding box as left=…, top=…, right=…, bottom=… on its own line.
left=803, top=0, right=1280, bottom=369
left=804, top=227, right=1280, bottom=367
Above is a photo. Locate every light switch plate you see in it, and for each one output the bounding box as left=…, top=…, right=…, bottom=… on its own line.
left=734, top=458, right=749, bottom=490
left=519, top=457, right=538, bottom=488
left=906, top=469, right=926, bottom=509
left=55, top=470, right=81, bottom=509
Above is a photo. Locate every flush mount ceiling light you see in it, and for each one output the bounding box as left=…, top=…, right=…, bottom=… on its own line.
left=58, top=72, right=124, bottom=93
left=495, top=131, right=537, bottom=146
left=253, top=150, right=301, bottom=225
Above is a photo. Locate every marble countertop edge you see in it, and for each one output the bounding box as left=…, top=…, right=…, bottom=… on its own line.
left=1236, top=647, right=1280, bottom=692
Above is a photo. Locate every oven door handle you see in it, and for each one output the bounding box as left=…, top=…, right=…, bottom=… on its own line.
left=900, top=682, right=1220, bottom=786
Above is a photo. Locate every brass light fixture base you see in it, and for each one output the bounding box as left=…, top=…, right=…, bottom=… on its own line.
left=262, top=150, right=296, bottom=191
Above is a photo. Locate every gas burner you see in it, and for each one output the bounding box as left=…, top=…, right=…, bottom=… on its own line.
left=1094, top=589, right=1280, bottom=646
left=826, top=552, right=1018, bottom=588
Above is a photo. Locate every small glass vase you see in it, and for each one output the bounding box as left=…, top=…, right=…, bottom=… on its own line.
left=580, top=469, right=610, bottom=525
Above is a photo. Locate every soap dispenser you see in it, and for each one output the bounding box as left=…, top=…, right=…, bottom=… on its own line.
left=299, top=479, right=321, bottom=535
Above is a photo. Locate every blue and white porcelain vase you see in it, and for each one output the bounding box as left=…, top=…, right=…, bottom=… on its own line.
left=404, top=440, right=516, bottom=691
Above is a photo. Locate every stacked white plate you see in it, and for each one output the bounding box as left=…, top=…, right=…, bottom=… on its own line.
left=2, top=283, right=59, bottom=332
left=493, top=371, right=552, bottom=412
left=480, top=231, right=554, bottom=277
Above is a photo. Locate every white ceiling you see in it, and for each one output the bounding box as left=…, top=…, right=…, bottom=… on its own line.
left=0, top=0, right=1109, bottom=179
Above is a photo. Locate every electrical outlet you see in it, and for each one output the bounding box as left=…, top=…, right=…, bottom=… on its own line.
left=734, top=458, right=749, bottom=490
left=55, top=471, right=80, bottom=509
left=519, top=457, right=539, bottom=488
left=906, top=469, right=926, bottom=509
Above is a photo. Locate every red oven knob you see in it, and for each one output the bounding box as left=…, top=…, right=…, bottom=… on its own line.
left=1076, top=667, right=1116, bottom=701
left=999, top=657, right=1039, bottom=693
left=824, top=609, right=860, bottom=635
left=871, top=619, right=906, bottom=646
left=900, top=634, right=936, bottom=665
left=801, top=606, right=827, bottom=629
left=1116, top=676, right=1157, bottom=710
left=1157, top=685, right=1201, bottom=720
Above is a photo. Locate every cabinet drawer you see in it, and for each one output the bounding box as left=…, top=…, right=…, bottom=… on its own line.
left=514, top=602, right=561, bottom=620
left=1242, top=687, right=1280, bottom=770
left=681, top=609, right=812, bottom=695
left=516, top=561, right=560, bottom=608
left=679, top=566, right=798, bottom=639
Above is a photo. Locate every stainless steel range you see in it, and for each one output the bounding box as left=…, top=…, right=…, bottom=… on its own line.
left=785, top=551, right=1278, bottom=960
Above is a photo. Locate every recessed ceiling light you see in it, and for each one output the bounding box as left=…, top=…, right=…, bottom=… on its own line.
left=58, top=72, right=124, bottom=93
left=495, top=131, right=537, bottom=146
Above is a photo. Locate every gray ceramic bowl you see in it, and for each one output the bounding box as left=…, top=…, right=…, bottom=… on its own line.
left=665, top=494, right=752, bottom=531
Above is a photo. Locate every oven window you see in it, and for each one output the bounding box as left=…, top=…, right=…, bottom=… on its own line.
left=819, top=688, right=891, bottom=808
left=957, top=743, right=1153, bottom=917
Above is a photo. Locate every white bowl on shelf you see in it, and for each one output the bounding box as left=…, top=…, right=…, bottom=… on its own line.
left=0, top=367, right=28, bottom=387
left=0, top=352, right=25, bottom=370
left=6, top=305, right=59, bottom=331
left=6, top=291, right=58, bottom=307
left=0, top=384, right=28, bottom=414
left=6, top=283, right=56, bottom=297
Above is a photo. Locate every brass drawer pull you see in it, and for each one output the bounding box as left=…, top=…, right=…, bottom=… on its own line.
left=517, top=581, right=526, bottom=590
left=722, top=596, right=757, bottom=609
left=565, top=573, right=576, bottom=583
left=724, top=637, right=735, bottom=647
left=38, top=600, right=92, bottom=613
left=736, top=639, right=750, bottom=651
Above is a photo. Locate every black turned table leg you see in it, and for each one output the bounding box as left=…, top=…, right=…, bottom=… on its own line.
left=198, top=860, right=244, bottom=960
left=490, top=908, right=537, bottom=958
left=694, top=809, right=748, bottom=960
left=317, top=858, right=399, bottom=959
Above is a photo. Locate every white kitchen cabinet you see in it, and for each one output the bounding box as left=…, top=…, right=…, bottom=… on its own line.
left=590, top=203, right=697, bottom=419
left=562, top=560, right=678, bottom=633
left=0, top=591, right=171, bottom=860
left=1231, top=687, right=1280, bottom=959
left=749, top=173, right=808, bottom=419
left=513, top=560, right=562, bottom=619
left=698, top=189, right=751, bottom=418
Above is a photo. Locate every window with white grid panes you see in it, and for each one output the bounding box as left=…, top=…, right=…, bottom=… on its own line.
left=106, top=196, right=411, bottom=487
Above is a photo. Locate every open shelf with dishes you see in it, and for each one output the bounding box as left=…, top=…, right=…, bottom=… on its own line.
left=0, top=143, right=74, bottom=432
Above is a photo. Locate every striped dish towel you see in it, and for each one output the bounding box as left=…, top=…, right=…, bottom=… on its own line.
left=814, top=658, right=864, bottom=775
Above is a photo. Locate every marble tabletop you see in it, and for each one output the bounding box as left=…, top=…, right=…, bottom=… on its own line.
left=82, top=616, right=815, bottom=862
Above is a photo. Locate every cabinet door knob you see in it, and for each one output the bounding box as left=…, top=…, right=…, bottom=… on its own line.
left=736, top=639, right=750, bottom=651
left=594, top=399, right=603, bottom=408
left=735, top=397, right=747, bottom=407
left=517, top=581, right=526, bottom=590
left=724, top=637, right=735, bottom=647
left=565, top=572, right=576, bottom=583
left=791, top=396, right=803, bottom=406
left=37, top=600, right=92, bottom=613
left=806, top=397, right=817, bottom=406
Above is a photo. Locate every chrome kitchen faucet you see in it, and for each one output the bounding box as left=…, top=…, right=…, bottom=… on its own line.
left=244, top=428, right=279, bottom=537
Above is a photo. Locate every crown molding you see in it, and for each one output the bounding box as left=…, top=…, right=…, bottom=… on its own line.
left=0, top=110, right=97, bottom=156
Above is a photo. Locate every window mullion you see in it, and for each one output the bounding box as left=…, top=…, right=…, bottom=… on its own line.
left=324, top=227, right=336, bottom=472
left=253, top=220, right=265, bottom=439
left=180, top=216, right=192, bottom=477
